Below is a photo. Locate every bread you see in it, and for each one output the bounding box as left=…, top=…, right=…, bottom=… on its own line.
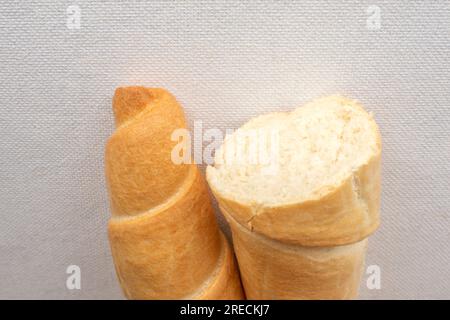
left=105, top=87, right=244, bottom=300
left=223, top=207, right=367, bottom=299
left=191, top=233, right=245, bottom=299
left=206, top=95, right=381, bottom=299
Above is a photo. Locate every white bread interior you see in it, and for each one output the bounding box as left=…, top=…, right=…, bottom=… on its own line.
left=207, top=95, right=381, bottom=246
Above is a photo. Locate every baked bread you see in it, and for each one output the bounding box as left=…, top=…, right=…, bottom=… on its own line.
left=206, top=95, right=381, bottom=299
left=223, top=207, right=368, bottom=299
left=105, top=87, right=244, bottom=300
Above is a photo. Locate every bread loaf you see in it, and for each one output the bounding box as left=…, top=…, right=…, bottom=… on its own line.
left=206, top=95, right=381, bottom=299
left=223, top=207, right=368, bottom=299
left=105, top=87, right=244, bottom=300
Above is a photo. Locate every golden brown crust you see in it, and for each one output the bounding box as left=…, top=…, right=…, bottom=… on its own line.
left=224, top=210, right=367, bottom=299
left=106, top=87, right=243, bottom=300
left=108, top=166, right=222, bottom=299
left=105, top=87, right=190, bottom=217
left=194, top=234, right=245, bottom=300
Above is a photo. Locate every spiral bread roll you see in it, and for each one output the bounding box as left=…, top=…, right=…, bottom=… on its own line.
left=105, top=87, right=244, bottom=299
left=207, top=95, right=381, bottom=299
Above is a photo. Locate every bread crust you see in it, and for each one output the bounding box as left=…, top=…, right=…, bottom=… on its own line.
left=209, top=152, right=380, bottom=246
left=206, top=95, right=382, bottom=246
left=106, top=87, right=243, bottom=299
left=224, top=209, right=367, bottom=299
left=193, top=233, right=245, bottom=300
left=108, top=166, right=222, bottom=299
left=105, top=87, right=190, bottom=217
left=206, top=95, right=381, bottom=299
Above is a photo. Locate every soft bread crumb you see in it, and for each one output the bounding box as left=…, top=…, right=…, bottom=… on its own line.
left=207, top=95, right=380, bottom=207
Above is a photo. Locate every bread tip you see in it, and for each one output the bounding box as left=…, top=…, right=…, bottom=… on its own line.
left=112, top=86, right=163, bottom=127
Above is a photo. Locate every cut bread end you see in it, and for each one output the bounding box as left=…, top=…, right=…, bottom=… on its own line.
left=207, top=95, right=381, bottom=207
left=206, top=95, right=381, bottom=246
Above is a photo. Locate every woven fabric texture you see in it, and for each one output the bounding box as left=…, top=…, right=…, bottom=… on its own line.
left=0, top=1, right=449, bottom=299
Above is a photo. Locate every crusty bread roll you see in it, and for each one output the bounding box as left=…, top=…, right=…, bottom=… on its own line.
left=105, top=87, right=243, bottom=300
left=223, top=207, right=368, bottom=299
left=207, top=95, right=381, bottom=299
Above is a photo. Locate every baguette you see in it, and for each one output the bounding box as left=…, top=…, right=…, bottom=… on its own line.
left=223, top=207, right=367, bottom=299
left=105, top=87, right=244, bottom=300
left=206, top=95, right=381, bottom=299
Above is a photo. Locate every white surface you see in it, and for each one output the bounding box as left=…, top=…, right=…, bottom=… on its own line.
left=0, top=1, right=449, bottom=299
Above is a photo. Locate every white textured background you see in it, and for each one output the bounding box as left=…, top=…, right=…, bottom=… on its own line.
left=0, top=1, right=449, bottom=299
